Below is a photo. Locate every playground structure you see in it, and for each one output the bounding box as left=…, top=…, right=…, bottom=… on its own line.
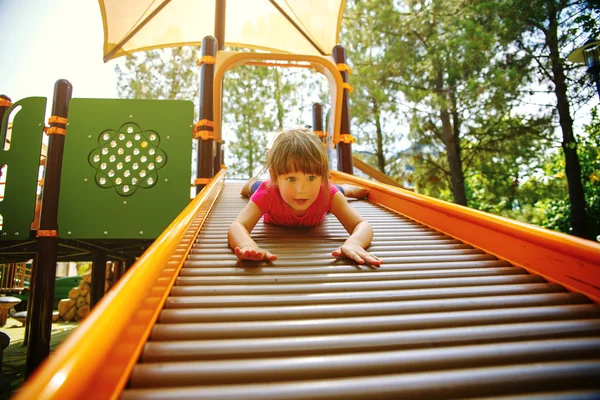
left=2, top=32, right=600, bottom=399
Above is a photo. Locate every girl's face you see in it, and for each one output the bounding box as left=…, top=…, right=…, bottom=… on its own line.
left=276, top=171, right=323, bottom=215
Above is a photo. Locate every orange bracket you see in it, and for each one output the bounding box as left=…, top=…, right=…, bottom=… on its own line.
left=194, top=178, right=211, bottom=185
left=45, top=115, right=67, bottom=136
left=193, top=119, right=215, bottom=140
left=196, top=55, right=216, bottom=66
left=37, top=230, right=58, bottom=237
left=48, top=116, right=67, bottom=125
left=337, top=63, right=352, bottom=74
left=339, top=134, right=356, bottom=144
left=314, top=130, right=326, bottom=138
left=46, top=127, right=66, bottom=136
left=193, top=130, right=214, bottom=140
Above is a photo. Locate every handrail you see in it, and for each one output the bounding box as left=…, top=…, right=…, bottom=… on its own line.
left=351, top=155, right=404, bottom=188
left=332, top=171, right=600, bottom=303
left=213, top=51, right=344, bottom=144
left=14, top=168, right=226, bottom=400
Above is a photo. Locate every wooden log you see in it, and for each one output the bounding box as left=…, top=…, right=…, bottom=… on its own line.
left=68, top=287, right=79, bottom=300
left=78, top=281, right=90, bottom=297
left=76, top=305, right=89, bottom=320
left=57, top=299, right=75, bottom=317
left=62, top=305, right=76, bottom=322
left=75, top=296, right=86, bottom=309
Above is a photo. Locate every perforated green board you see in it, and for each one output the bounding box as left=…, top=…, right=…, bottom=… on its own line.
left=0, top=97, right=46, bottom=239
left=58, top=99, right=194, bottom=239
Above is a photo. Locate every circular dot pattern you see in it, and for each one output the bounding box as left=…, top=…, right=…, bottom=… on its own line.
left=88, top=123, right=167, bottom=196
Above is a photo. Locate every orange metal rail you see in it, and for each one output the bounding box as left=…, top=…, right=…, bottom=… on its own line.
left=14, top=169, right=226, bottom=400
left=332, top=171, right=600, bottom=303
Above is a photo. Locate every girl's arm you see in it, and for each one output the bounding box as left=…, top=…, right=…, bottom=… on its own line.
left=228, top=201, right=278, bottom=261
left=329, top=192, right=382, bottom=266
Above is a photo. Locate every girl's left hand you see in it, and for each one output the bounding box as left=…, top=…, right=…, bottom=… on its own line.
left=332, top=244, right=382, bottom=267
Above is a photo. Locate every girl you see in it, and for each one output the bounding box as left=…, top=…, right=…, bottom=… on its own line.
left=228, top=128, right=382, bottom=266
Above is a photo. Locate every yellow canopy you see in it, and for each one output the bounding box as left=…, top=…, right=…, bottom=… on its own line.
left=99, top=0, right=347, bottom=62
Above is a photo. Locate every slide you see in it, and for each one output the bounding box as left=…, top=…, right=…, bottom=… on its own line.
left=15, top=169, right=600, bottom=399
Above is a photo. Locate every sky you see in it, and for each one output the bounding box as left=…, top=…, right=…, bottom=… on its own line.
left=0, top=0, right=120, bottom=106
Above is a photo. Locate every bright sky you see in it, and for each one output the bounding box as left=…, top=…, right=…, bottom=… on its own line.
left=0, top=0, right=119, bottom=106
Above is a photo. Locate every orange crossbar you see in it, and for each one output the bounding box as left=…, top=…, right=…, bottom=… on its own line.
left=245, top=61, right=314, bottom=69
left=332, top=171, right=600, bottom=303
left=14, top=168, right=226, bottom=400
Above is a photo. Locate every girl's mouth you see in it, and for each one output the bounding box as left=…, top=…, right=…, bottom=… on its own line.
left=294, top=199, right=308, bottom=205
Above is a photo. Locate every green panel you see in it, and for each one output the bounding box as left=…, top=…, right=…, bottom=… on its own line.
left=58, top=99, right=194, bottom=239
left=0, top=97, right=47, bottom=239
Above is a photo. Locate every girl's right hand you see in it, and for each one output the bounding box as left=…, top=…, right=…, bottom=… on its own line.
left=234, top=246, right=278, bottom=261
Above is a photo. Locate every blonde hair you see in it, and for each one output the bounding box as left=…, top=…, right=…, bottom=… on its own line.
left=266, top=128, right=330, bottom=194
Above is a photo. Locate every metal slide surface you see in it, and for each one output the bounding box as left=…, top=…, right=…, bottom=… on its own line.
left=120, top=183, right=600, bottom=399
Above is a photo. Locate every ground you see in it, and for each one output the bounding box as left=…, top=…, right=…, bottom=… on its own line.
left=0, top=317, right=77, bottom=400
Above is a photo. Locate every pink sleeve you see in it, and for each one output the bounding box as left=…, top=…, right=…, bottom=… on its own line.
left=329, top=182, right=340, bottom=197
left=249, top=181, right=272, bottom=215
left=326, top=182, right=340, bottom=210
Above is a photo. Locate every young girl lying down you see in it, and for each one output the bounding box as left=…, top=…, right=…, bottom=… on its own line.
left=228, top=128, right=382, bottom=267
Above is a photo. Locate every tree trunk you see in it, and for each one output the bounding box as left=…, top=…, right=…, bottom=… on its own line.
left=245, top=115, right=254, bottom=177
left=372, top=100, right=386, bottom=172
left=546, top=0, right=588, bottom=238
left=274, top=69, right=284, bottom=130
left=437, top=72, right=467, bottom=205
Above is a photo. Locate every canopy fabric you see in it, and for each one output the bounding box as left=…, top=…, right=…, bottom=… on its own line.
left=99, top=0, right=346, bottom=62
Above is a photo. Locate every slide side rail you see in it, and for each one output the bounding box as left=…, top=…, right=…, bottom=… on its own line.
left=14, top=169, right=226, bottom=400
left=332, top=171, right=600, bottom=303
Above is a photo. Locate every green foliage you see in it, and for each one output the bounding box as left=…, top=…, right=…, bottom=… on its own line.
left=115, top=47, right=200, bottom=110
left=351, top=0, right=544, bottom=205
left=76, top=262, right=91, bottom=275
left=222, top=65, right=276, bottom=179
left=463, top=114, right=555, bottom=215
left=341, top=0, right=405, bottom=175
left=222, top=63, right=328, bottom=179
left=538, top=108, right=600, bottom=237
left=340, top=0, right=598, bottom=240
left=491, top=0, right=598, bottom=238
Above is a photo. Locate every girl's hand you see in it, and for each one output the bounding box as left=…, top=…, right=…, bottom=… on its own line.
left=332, top=244, right=382, bottom=267
left=235, top=245, right=278, bottom=261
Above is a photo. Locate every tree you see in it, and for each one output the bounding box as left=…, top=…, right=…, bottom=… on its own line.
left=115, top=46, right=200, bottom=105
left=364, top=0, right=545, bottom=207
left=496, top=0, right=599, bottom=238
left=535, top=107, right=600, bottom=238
left=341, top=0, right=407, bottom=176
left=222, top=63, right=328, bottom=179
left=222, top=65, right=276, bottom=179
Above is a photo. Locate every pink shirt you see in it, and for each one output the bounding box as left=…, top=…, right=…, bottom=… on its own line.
left=250, top=181, right=339, bottom=227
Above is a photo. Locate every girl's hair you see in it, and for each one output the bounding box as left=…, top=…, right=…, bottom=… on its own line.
left=266, top=128, right=330, bottom=194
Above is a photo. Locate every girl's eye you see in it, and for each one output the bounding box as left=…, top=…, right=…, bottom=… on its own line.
left=308, top=175, right=317, bottom=181
left=286, top=177, right=296, bottom=183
